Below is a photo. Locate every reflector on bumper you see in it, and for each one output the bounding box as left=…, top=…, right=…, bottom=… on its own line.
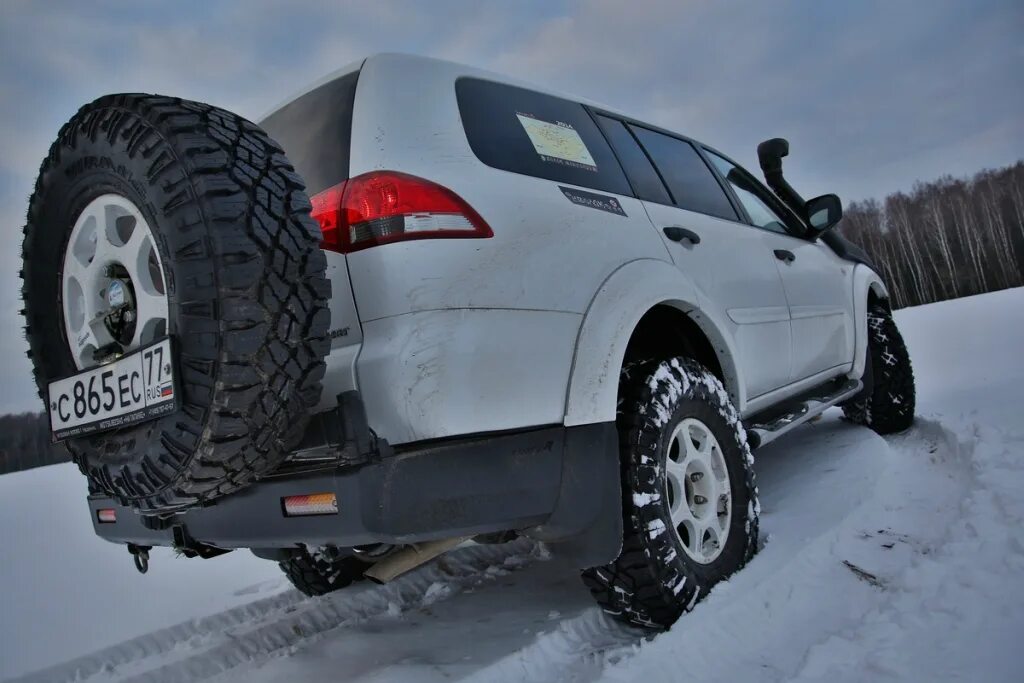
left=282, top=493, right=338, bottom=517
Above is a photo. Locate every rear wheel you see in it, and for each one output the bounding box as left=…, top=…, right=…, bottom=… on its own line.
left=582, top=358, right=758, bottom=629
left=22, top=94, right=330, bottom=512
left=279, top=547, right=374, bottom=597
left=843, top=303, right=915, bottom=434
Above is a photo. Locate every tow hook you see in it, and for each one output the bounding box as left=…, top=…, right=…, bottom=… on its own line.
left=128, top=543, right=152, bottom=574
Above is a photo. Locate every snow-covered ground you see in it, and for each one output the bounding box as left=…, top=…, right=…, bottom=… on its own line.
left=2, top=287, right=1022, bottom=682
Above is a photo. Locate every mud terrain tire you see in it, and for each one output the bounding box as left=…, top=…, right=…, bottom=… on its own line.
left=582, top=358, right=758, bottom=629
left=21, top=94, right=330, bottom=513
left=843, top=303, right=915, bottom=434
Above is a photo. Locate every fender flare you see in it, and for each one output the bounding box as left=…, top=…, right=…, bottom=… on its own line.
left=564, top=259, right=742, bottom=426
left=850, top=265, right=890, bottom=378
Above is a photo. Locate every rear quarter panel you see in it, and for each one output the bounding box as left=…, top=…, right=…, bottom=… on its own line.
left=343, top=55, right=673, bottom=442
left=346, top=54, right=670, bottom=321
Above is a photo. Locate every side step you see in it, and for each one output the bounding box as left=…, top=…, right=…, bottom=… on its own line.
left=743, top=378, right=862, bottom=450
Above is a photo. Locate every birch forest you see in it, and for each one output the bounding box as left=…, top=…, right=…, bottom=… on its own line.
left=839, top=160, right=1024, bottom=309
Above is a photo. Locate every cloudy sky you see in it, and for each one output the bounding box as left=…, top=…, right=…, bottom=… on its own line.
left=0, top=0, right=1021, bottom=414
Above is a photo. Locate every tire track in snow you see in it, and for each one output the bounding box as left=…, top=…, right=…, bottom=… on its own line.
left=15, top=417, right=1006, bottom=683
left=9, top=540, right=544, bottom=683
left=10, top=418, right=895, bottom=683
left=458, top=608, right=639, bottom=683
left=226, top=418, right=898, bottom=683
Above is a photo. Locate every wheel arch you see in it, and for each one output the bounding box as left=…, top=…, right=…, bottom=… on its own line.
left=564, top=259, right=743, bottom=426
left=850, top=265, right=891, bottom=379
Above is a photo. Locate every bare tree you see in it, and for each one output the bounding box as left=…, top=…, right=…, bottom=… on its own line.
left=839, top=160, right=1024, bottom=308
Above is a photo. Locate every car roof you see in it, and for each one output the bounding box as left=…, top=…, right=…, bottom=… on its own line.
left=257, top=53, right=751, bottom=184
left=259, top=52, right=625, bottom=125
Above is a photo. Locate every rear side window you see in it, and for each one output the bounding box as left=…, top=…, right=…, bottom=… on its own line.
left=260, top=70, right=359, bottom=195
left=594, top=115, right=671, bottom=204
left=630, top=126, right=738, bottom=221
left=456, top=78, right=631, bottom=196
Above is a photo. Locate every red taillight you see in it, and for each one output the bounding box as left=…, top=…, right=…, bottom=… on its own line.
left=310, top=171, right=493, bottom=253
left=96, top=508, right=116, bottom=524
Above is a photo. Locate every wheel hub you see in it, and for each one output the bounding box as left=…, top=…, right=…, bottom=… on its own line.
left=99, top=274, right=137, bottom=343
left=106, top=278, right=126, bottom=308
left=663, top=417, right=733, bottom=564
left=62, top=194, right=169, bottom=369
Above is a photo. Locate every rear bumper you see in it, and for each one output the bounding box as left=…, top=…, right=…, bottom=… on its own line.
left=89, top=419, right=622, bottom=567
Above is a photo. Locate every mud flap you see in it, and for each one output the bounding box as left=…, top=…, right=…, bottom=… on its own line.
left=525, top=422, right=623, bottom=568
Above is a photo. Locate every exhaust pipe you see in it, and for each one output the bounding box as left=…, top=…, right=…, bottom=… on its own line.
left=363, top=536, right=471, bottom=584
left=756, top=138, right=807, bottom=220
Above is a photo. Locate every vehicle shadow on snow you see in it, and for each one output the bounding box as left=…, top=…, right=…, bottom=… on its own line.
left=218, top=413, right=892, bottom=683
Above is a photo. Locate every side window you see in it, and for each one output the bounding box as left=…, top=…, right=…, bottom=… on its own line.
left=629, top=126, right=738, bottom=221
left=705, top=151, right=792, bottom=234
left=455, top=78, right=631, bottom=196
left=593, top=115, right=671, bottom=204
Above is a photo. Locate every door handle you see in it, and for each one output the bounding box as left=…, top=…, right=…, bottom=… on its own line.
left=663, top=226, right=701, bottom=245
left=774, top=249, right=796, bottom=263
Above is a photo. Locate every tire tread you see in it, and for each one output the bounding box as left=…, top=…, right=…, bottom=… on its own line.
left=843, top=304, right=915, bottom=434
left=581, top=358, right=759, bottom=629
left=22, top=94, right=330, bottom=512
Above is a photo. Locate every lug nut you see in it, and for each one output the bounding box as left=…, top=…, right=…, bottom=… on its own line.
left=693, top=495, right=708, bottom=504
left=124, top=310, right=135, bottom=322
left=690, top=472, right=704, bottom=482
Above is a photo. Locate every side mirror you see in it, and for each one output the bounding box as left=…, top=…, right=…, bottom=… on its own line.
left=805, top=194, right=842, bottom=235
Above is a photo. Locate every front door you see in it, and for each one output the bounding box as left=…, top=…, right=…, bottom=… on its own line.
left=764, top=235, right=855, bottom=381
left=702, top=149, right=855, bottom=382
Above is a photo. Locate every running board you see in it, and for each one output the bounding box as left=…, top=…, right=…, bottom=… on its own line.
left=743, top=378, right=862, bottom=450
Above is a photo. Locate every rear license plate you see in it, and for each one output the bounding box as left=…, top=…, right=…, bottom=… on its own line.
left=48, top=337, right=179, bottom=441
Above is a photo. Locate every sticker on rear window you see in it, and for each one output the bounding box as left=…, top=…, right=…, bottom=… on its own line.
left=559, top=186, right=627, bottom=216
left=516, top=113, right=597, bottom=171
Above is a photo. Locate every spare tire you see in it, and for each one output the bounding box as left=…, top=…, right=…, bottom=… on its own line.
left=21, top=94, right=330, bottom=513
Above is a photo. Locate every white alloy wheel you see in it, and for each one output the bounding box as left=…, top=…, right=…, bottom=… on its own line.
left=664, top=417, right=733, bottom=564
left=61, top=194, right=169, bottom=370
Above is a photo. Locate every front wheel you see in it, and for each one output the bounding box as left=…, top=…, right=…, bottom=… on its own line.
left=581, top=358, right=759, bottom=629
left=843, top=303, right=915, bottom=434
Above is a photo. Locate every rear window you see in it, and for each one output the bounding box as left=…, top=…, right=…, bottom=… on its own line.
left=456, top=78, right=631, bottom=196
left=260, top=70, right=360, bottom=195
left=630, top=126, right=738, bottom=221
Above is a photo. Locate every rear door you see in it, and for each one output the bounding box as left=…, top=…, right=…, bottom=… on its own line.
left=702, top=150, right=855, bottom=382
left=595, top=116, right=793, bottom=400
